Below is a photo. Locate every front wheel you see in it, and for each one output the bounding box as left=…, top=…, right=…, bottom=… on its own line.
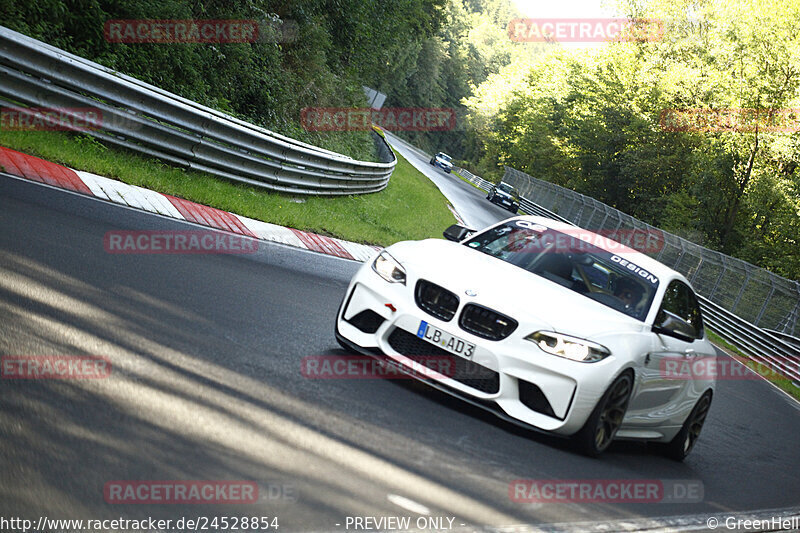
left=660, top=391, right=712, bottom=461
left=573, top=371, right=633, bottom=457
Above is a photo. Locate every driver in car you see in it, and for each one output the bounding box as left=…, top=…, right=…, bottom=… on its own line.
left=614, top=278, right=644, bottom=311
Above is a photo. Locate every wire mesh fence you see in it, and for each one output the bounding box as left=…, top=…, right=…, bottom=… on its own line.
left=503, top=166, right=800, bottom=338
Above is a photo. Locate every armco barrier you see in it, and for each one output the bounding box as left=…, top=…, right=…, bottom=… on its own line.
left=0, top=26, right=395, bottom=195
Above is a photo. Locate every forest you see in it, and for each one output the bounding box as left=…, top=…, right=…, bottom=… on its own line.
left=0, top=0, right=798, bottom=279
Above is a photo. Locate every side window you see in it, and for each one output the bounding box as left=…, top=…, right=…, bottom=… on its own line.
left=658, top=281, right=704, bottom=339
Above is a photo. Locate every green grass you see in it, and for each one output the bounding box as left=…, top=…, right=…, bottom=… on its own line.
left=0, top=130, right=455, bottom=246
left=707, top=330, right=800, bottom=402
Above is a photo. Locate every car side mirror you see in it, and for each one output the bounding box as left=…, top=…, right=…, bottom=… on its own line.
left=652, top=311, right=696, bottom=343
left=443, top=224, right=475, bottom=242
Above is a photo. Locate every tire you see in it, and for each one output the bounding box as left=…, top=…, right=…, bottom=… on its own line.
left=430, top=159, right=435, bottom=165
left=487, top=191, right=494, bottom=201
left=660, top=391, right=712, bottom=461
left=573, top=371, right=633, bottom=457
left=511, top=207, right=519, bottom=214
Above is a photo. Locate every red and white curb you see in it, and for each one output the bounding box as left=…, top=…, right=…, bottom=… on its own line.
left=0, top=146, right=380, bottom=262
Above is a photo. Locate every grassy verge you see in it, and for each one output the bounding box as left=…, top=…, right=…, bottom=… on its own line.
left=0, top=130, right=455, bottom=246
left=707, top=330, right=800, bottom=402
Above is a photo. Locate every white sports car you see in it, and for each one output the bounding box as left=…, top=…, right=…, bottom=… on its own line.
left=335, top=216, right=715, bottom=459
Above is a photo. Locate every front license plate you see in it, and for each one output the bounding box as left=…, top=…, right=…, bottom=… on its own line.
left=416, top=321, right=476, bottom=358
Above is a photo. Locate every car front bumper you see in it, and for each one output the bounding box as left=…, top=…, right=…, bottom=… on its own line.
left=335, top=264, right=627, bottom=436
left=491, top=195, right=519, bottom=211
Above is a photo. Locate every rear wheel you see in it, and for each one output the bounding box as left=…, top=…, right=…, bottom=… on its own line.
left=574, top=372, right=633, bottom=456
left=660, top=391, right=712, bottom=461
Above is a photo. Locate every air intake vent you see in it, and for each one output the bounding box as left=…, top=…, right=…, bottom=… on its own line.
left=519, top=380, right=558, bottom=419
left=346, top=310, right=385, bottom=334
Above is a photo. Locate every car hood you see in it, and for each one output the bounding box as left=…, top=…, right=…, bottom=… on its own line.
left=387, top=239, right=646, bottom=339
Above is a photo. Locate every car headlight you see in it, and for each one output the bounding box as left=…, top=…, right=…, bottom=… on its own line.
left=372, top=251, right=406, bottom=284
left=525, top=331, right=610, bottom=362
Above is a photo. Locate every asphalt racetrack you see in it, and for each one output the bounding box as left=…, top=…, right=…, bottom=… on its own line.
left=1, top=172, right=799, bottom=531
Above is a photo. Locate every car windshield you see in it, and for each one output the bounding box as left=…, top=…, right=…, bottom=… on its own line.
left=438, top=153, right=452, bottom=162
left=463, top=221, right=659, bottom=320
left=497, top=183, right=515, bottom=194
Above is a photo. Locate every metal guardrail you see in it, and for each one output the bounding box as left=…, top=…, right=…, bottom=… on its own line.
left=766, top=330, right=800, bottom=351
left=0, top=26, right=395, bottom=195
left=454, top=166, right=800, bottom=385
left=700, top=296, right=800, bottom=383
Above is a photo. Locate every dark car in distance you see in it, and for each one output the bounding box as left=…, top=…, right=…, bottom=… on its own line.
left=487, top=182, right=520, bottom=213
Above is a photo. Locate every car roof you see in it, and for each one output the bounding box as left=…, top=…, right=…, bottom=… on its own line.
left=503, top=215, right=680, bottom=282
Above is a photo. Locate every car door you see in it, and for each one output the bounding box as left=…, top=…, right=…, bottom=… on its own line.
left=627, top=280, right=711, bottom=425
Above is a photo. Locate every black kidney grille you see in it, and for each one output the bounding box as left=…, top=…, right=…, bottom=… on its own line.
left=387, top=328, right=500, bottom=394
left=459, top=304, right=517, bottom=341
left=415, top=279, right=459, bottom=321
